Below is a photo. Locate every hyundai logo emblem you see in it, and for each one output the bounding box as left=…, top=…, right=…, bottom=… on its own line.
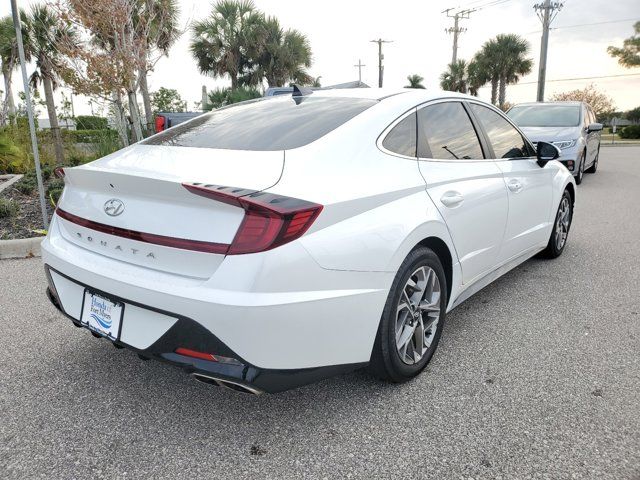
left=104, top=199, right=125, bottom=217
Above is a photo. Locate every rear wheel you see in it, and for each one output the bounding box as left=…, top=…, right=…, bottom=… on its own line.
left=575, top=151, right=585, bottom=185
left=540, top=189, right=573, bottom=259
left=586, top=145, right=600, bottom=173
left=369, top=247, right=447, bottom=382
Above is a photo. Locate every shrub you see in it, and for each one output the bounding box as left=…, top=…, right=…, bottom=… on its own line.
left=15, top=174, right=37, bottom=195
left=0, top=131, right=29, bottom=174
left=47, top=178, right=65, bottom=206
left=63, top=128, right=118, bottom=144
left=206, top=86, right=261, bottom=110
left=619, top=125, right=640, bottom=139
left=0, top=198, right=19, bottom=218
left=75, top=115, right=108, bottom=130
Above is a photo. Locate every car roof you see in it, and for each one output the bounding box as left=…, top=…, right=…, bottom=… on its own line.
left=512, top=101, right=585, bottom=107
left=306, top=87, right=477, bottom=102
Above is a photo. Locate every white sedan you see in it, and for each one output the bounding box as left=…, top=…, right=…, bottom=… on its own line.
left=42, top=88, right=575, bottom=394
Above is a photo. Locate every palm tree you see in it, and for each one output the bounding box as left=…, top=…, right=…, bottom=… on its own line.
left=311, top=75, right=322, bottom=87
left=494, top=34, right=532, bottom=109
left=476, top=39, right=500, bottom=104
left=27, top=5, right=76, bottom=165
left=466, top=55, right=489, bottom=97
left=405, top=74, right=425, bottom=89
left=190, top=0, right=264, bottom=89
left=477, top=34, right=532, bottom=108
left=246, top=16, right=312, bottom=87
left=137, top=0, right=180, bottom=134
left=440, top=60, right=468, bottom=93
left=0, top=12, right=30, bottom=125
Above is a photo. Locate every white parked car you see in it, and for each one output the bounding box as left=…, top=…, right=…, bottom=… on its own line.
left=43, top=89, right=575, bottom=394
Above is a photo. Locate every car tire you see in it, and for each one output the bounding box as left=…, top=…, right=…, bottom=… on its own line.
left=575, top=151, right=585, bottom=185
left=586, top=145, right=599, bottom=173
left=540, top=189, right=573, bottom=259
left=369, top=247, right=447, bottom=383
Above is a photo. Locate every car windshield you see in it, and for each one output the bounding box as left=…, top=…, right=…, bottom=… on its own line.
left=507, top=105, right=581, bottom=127
left=143, top=96, right=377, bottom=150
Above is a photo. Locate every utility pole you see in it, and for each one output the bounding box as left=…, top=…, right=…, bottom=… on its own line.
left=353, top=59, right=366, bottom=83
left=11, top=0, right=48, bottom=230
left=534, top=0, right=563, bottom=101
left=443, top=8, right=474, bottom=65
left=370, top=39, right=392, bottom=87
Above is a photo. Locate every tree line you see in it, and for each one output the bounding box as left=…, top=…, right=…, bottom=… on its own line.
left=0, top=0, right=314, bottom=164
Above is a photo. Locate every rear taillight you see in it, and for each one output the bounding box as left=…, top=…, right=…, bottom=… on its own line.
left=54, top=167, right=65, bottom=178
left=155, top=115, right=165, bottom=133
left=183, top=183, right=322, bottom=255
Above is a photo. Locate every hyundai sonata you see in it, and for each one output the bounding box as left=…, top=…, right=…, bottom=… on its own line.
left=43, top=88, right=575, bottom=394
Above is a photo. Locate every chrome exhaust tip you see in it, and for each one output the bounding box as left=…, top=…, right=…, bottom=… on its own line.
left=192, top=373, right=262, bottom=395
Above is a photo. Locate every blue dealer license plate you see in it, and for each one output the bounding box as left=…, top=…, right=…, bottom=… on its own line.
left=81, top=291, right=123, bottom=340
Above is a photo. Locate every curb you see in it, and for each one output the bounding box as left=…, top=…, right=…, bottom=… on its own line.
left=601, top=143, right=640, bottom=147
left=0, top=236, right=44, bottom=260
left=0, top=174, right=24, bottom=194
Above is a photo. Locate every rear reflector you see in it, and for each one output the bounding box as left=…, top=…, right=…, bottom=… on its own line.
left=175, top=347, right=217, bottom=362
left=175, top=348, right=243, bottom=366
left=183, top=183, right=322, bottom=255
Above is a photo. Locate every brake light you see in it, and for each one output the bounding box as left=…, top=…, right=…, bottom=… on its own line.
left=155, top=115, right=165, bottom=133
left=54, top=167, right=65, bottom=178
left=183, top=183, right=322, bottom=255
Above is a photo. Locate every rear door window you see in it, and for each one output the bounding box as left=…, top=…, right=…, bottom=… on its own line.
left=143, top=96, right=378, bottom=151
left=382, top=112, right=417, bottom=157
left=470, top=103, right=535, bottom=158
left=417, top=102, right=484, bottom=160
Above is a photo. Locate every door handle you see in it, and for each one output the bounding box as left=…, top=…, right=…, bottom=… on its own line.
left=507, top=180, right=523, bottom=193
left=440, top=191, right=464, bottom=208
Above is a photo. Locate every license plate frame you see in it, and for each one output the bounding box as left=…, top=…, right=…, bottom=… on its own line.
left=80, top=290, right=124, bottom=341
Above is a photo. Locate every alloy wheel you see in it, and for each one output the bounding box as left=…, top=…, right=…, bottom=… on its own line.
left=555, top=196, right=571, bottom=250
left=395, top=266, right=441, bottom=365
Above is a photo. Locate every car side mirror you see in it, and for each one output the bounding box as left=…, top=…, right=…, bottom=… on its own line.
left=536, top=141, right=560, bottom=166
left=587, top=122, right=603, bottom=133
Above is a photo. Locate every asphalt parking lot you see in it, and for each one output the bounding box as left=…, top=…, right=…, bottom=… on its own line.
left=1, top=146, right=639, bottom=479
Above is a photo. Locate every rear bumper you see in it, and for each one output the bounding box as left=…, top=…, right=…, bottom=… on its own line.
left=45, top=268, right=365, bottom=394
left=42, top=217, right=391, bottom=391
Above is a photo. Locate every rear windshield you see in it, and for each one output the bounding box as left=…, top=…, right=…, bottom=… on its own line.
left=507, top=105, right=581, bottom=127
left=143, top=96, right=377, bottom=150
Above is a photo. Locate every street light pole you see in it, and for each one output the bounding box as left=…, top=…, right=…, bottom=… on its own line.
left=11, top=0, right=49, bottom=230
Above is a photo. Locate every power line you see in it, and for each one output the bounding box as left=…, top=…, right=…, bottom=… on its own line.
left=553, top=18, right=640, bottom=30
left=481, top=72, right=640, bottom=87
left=523, top=17, right=640, bottom=35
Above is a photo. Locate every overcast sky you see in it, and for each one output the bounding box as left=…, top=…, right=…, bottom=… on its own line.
left=2, top=0, right=639, bottom=116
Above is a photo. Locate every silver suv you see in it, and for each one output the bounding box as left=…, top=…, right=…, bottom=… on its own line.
left=507, top=101, right=603, bottom=185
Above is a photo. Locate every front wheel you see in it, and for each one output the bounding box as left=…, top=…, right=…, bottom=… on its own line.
left=369, top=247, right=447, bottom=382
left=540, top=189, right=573, bottom=259
left=586, top=145, right=600, bottom=173
left=575, top=152, right=585, bottom=185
